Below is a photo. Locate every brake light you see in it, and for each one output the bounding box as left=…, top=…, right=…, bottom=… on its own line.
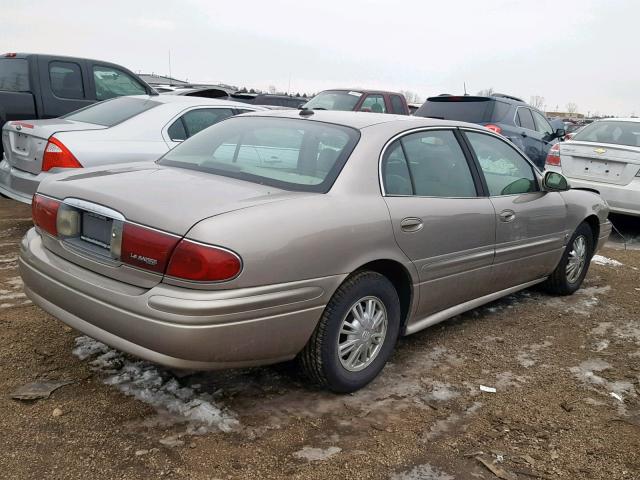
left=485, top=124, right=502, bottom=134
left=42, top=137, right=82, bottom=172
left=32, top=194, right=60, bottom=236
left=120, top=223, right=180, bottom=274
left=166, top=240, right=242, bottom=282
left=11, top=121, right=33, bottom=129
left=4, top=53, right=17, bottom=58
left=546, top=143, right=561, bottom=166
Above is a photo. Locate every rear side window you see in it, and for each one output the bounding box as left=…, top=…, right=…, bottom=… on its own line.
left=168, top=108, right=234, bottom=141
left=359, top=94, right=386, bottom=113
left=516, top=108, right=536, bottom=130
left=416, top=97, right=493, bottom=122
left=382, top=130, right=477, bottom=197
left=49, top=61, right=84, bottom=99
left=0, top=58, right=29, bottom=92
left=93, top=65, right=146, bottom=100
left=63, top=96, right=159, bottom=127
left=390, top=95, right=405, bottom=114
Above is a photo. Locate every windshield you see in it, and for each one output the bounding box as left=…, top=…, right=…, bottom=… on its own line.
left=63, top=96, right=159, bottom=127
left=303, top=91, right=362, bottom=111
left=158, top=116, right=360, bottom=193
left=572, top=120, right=640, bottom=147
left=0, top=58, right=29, bottom=92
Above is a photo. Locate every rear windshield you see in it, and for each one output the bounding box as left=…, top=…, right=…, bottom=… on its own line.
left=415, top=97, right=509, bottom=123
left=572, top=120, right=640, bottom=147
left=158, top=116, right=360, bottom=193
left=0, top=58, right=29, bottom=92
left=63, top=96, right=159, bottom=127
left=303, top=91, right=362, bottom=111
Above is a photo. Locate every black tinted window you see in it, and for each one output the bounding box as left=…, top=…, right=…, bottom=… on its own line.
left=416, top=98, right=493, bottom=122
left=49, top=61, right=84, bottom=99
left=167, top=119, right=187, bottom=141
left=466, top=131, right=537, bottom=196
left=0, top=59, right=29, bottom=92
left=517, top=108, right=536, bottom=130
left=390, top=95, right=405, bottom=114
left=63, top=97, right=159, bottom=126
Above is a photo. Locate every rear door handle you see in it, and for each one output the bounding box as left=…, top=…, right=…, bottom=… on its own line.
left=499, top=210, right=516, bottom=223
left=521, top=132, right=528, bottom=138
left=400, top=217, right=423, bottom=232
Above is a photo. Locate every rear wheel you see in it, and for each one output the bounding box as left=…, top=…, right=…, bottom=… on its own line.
left=299, top=271, right=400, bottom=393
left=543, top=222, right=593, bottom=295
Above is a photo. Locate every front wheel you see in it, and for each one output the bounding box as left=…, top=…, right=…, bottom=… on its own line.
left=299, top=271, right=401, bottom=393
left=543, top=222, right=594, bottom=295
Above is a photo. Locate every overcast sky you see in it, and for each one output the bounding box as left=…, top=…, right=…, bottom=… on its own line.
left=1, top=0, right=637, bottom=116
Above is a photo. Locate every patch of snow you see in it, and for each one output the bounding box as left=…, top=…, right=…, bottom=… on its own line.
left=592, top=255, right=623, bottom=267
left=293, top=446, right=341, bottom=461
left=390, top=463, right=455, bottom=480
left=72, top=336, right=238, bottom=432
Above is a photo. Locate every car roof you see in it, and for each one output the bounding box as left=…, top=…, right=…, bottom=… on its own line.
left=127, top=94, right=264, bottom=109
left=319, top=88, right=403, bottom=96
left=240, top=109, right=483, bottom=131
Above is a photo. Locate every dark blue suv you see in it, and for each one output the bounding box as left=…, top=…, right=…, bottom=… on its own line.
left=414, top=93, right=565, bottom=169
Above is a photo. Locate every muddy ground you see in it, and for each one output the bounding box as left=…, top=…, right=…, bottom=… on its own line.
left=0, top=198, right=639, bottom=480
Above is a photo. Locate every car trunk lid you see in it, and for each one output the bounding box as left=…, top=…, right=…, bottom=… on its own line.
left=1, top=119, right=106, bottom=174
left=559, top=141, right=640, bottom=186
left=36, top=164, right=310, bottom=288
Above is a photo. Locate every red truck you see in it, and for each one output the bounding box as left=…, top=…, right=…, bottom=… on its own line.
left=302, top=89, right=410, bottom=115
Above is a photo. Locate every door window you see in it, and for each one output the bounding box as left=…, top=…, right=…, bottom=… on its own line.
left=516, top=107, right=536, bottom=131
left=382, top=130, right=477, bottom=197
left=49, top=61, right=84, bottom=99
left=359, top=94, right=386, bottom=113
left=532, top=110, right=554, bottom=136
left=390, top=95, right=405, bottom=114
left=93, top=65, right=146, bottom=100
left=466, top=131, right=537, bottom=196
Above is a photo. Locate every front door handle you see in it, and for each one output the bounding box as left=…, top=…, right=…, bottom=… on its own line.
left=400, top=217, right=423, bottom=232
left=499, top=210, right=516, bottom=223
left=521, top=131, right=528, bottom=138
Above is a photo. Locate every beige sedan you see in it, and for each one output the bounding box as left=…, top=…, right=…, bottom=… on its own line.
left=20, top=110, right=611, bottom=392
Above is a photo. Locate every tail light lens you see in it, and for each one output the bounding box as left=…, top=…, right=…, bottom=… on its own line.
left=32, top=194, right=60, bottom=236
left=42, top=136, right=83, bottom=172
left=166, top=240, right=242, bottom=282
left=120, top=223, right=180, bottom=274
left=485, top=124, right=502, bottom=134
left=546, top=143, right=561, bottom=166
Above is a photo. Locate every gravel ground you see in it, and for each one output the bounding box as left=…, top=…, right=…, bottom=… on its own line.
left=0, top=198, right=639, bottom=480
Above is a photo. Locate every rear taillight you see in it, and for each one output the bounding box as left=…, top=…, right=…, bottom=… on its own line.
left=564, top=133, right=574, bottom=140
left=546, top=144, right=561, bottom=166
left=32, top=194, right=60, bottom=236
left=42, top=137, right=83, bottom=172
left=166, top=240, right=242, bottom=282
left=485, top=124, right=502, bottom=134
left=120, top=223, right=180, bottom=274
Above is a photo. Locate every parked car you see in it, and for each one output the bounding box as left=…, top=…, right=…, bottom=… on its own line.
left=0, top=95, right=265, bottom=203
left=414, top=94, right=565, bottom=169
left=545, top=118, right=640, bottom=216
left=0, top=52, right=155, bottom=157
left=302, top=89, right=410, bottom=115
left=230, top=93, right=307, bottom=109
left=21, top=110, right=610, bottom=392
left=162, top=86, right=233, bottom=99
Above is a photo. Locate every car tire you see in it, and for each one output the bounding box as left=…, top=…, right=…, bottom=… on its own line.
left=543, top=222, right=594, bottom=296
left=299, top=271, right=401, bottom=393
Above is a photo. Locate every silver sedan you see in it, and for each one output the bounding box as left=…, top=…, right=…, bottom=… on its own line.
left=20, top=110, right=611, bottom=392
left=0, top=95, right=265, bottom=203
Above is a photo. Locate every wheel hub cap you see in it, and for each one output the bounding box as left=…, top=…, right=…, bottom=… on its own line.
left=338, top=296, right=388, bottom=372
left=566, top=235, right=587, bottom=284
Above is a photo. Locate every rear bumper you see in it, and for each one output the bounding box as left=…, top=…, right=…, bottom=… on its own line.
left=549, top=166, right=640, bottom=216
left=0, top=157, right=40, bottom=204
left=20, top=228, right=344, bottom=369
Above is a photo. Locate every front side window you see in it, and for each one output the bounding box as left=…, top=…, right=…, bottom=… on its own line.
left=49, top=61, right=84, bottom=99
left=572, top=120, right=640, bottom=147
left=93, top=65, right=146, bottom=100
left=382, top=130, right=477, bottom=197
left=532, top=110, right=553, bottom=136
left=390, top=95, right=405, bottom=114
left=360, top=94, right=386, bottom=113
left=466, top=131, right=537, bottom=196
left=159, top=117, right=360, bottom=193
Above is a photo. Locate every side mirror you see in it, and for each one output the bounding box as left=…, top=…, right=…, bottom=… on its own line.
left=543, top=171, right=569, bottom=191
left=555, top=128, right=566, bottom=139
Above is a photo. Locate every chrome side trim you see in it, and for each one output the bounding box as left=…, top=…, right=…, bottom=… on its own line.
left=404, top=277, right=546, bottom=335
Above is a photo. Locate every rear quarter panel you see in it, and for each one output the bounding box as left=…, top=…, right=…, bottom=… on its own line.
left=559, top=188, right=610, bottom=234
